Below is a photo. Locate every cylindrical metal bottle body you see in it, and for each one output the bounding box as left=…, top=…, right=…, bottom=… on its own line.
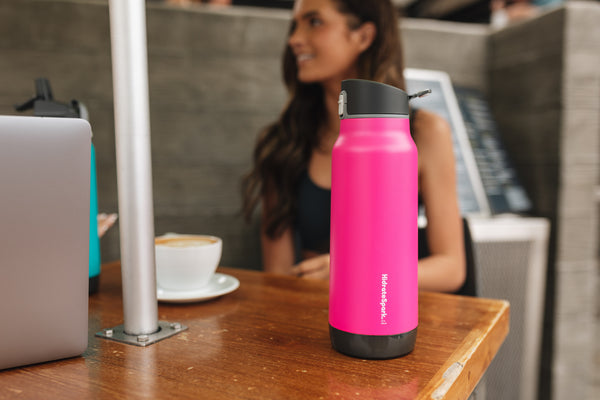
left=329, top=116, right=418, bottom=358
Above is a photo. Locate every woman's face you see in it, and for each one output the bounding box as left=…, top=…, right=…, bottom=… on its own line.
left=288, top=0, right=368, bottom=87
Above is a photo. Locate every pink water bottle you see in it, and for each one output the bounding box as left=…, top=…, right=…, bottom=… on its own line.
left=330, top=79, right=419, bottom=359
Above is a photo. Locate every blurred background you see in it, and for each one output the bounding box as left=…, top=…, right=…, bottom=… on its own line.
left=0, top=1, right=597, bottom=399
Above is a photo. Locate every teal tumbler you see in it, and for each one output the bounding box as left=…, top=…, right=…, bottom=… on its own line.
left=89, top=143, right=101, bottom=293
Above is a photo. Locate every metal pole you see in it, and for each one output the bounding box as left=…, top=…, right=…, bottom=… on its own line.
left=108, top=0, right=158, bottom=336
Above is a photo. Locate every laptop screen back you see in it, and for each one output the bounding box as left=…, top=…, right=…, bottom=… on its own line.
left=0, top=115, right=90, bottom=370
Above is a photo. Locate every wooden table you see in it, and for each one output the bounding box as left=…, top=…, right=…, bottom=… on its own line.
left=0, top=262, right=509, bottom=399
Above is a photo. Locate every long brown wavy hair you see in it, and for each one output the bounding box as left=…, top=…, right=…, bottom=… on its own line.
left=242, top=0, right=406, bottom=239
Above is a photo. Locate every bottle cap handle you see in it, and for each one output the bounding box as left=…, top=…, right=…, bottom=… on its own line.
left=408, top=89, right=432, bottom=101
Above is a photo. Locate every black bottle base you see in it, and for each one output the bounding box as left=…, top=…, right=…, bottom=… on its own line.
left=89, top=275, right=100, bottom=294
left=330, top=325, right=417, bottom=359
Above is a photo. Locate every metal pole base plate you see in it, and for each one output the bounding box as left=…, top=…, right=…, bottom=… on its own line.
left=96, top=320, right=187, bottom=347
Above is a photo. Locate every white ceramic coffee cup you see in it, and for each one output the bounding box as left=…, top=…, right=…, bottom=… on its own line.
left=155, top=234, right=222, bottom=291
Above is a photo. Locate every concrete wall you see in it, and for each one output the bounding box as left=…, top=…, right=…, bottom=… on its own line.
left=0, top=0, right=292, bottom=270
left=0, top=1, right=597, bottom=399
left=488, top=4, right=600, bottom=399
left=402, top=18, right=489, bottom=92
left=0, top=0, right=489, bottom=271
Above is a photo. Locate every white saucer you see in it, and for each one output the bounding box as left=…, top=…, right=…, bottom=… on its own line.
left=157, top=273, right=240, bottom=303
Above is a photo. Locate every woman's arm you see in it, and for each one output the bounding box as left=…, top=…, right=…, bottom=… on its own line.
left=414, top=110, right=466, bottom=292
left=261, top=227, right=296, bottom=276
left=260, top=190, right=296, bottom=276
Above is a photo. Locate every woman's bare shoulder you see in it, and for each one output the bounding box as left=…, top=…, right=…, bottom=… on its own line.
left=413, top=109, right=451, bottom=139
left=413, top=110, right=453, bottom=159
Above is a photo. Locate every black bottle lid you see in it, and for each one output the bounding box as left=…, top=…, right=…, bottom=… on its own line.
left=339, top=79, right=410, bottom=118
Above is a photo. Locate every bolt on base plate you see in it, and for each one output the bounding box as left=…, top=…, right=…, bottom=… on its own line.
left=96, top=321, right=187, bottom=346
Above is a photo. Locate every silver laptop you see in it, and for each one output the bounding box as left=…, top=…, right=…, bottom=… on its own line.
left=0, top=115, right=90, bottom=370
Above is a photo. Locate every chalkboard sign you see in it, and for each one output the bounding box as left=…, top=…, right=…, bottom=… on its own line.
left=453, top=86, right=532, bottom=214
left=405, top=69, right=490, bottom=217
left=404, top=69, right=531, bottom=217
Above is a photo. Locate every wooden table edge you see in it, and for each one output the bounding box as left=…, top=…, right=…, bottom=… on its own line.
left=419, top=298, right=510, bottom=399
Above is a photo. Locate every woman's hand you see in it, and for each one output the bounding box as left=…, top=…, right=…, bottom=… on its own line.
left=97, top=213, right=118, bottom=238
left=292, top=254, right=330, bottom=280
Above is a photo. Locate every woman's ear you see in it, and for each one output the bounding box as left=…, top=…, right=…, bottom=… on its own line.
left=356, top=21, right=376, bottom=51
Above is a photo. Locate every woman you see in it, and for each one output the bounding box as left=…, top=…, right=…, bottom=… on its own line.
left=242, top=0, right=465, bottom=292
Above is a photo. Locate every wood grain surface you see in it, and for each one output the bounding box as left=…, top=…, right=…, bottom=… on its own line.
left=0, top=262, right=508, bottom=399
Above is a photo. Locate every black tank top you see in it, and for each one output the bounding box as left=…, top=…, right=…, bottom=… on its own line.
left=295, top=170, right=332, bottom=254
left=294, top=109, right=430, bottom=259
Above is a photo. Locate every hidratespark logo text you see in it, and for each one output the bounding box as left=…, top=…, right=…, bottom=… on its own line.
left=380, top=274, right=388, bottom=325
